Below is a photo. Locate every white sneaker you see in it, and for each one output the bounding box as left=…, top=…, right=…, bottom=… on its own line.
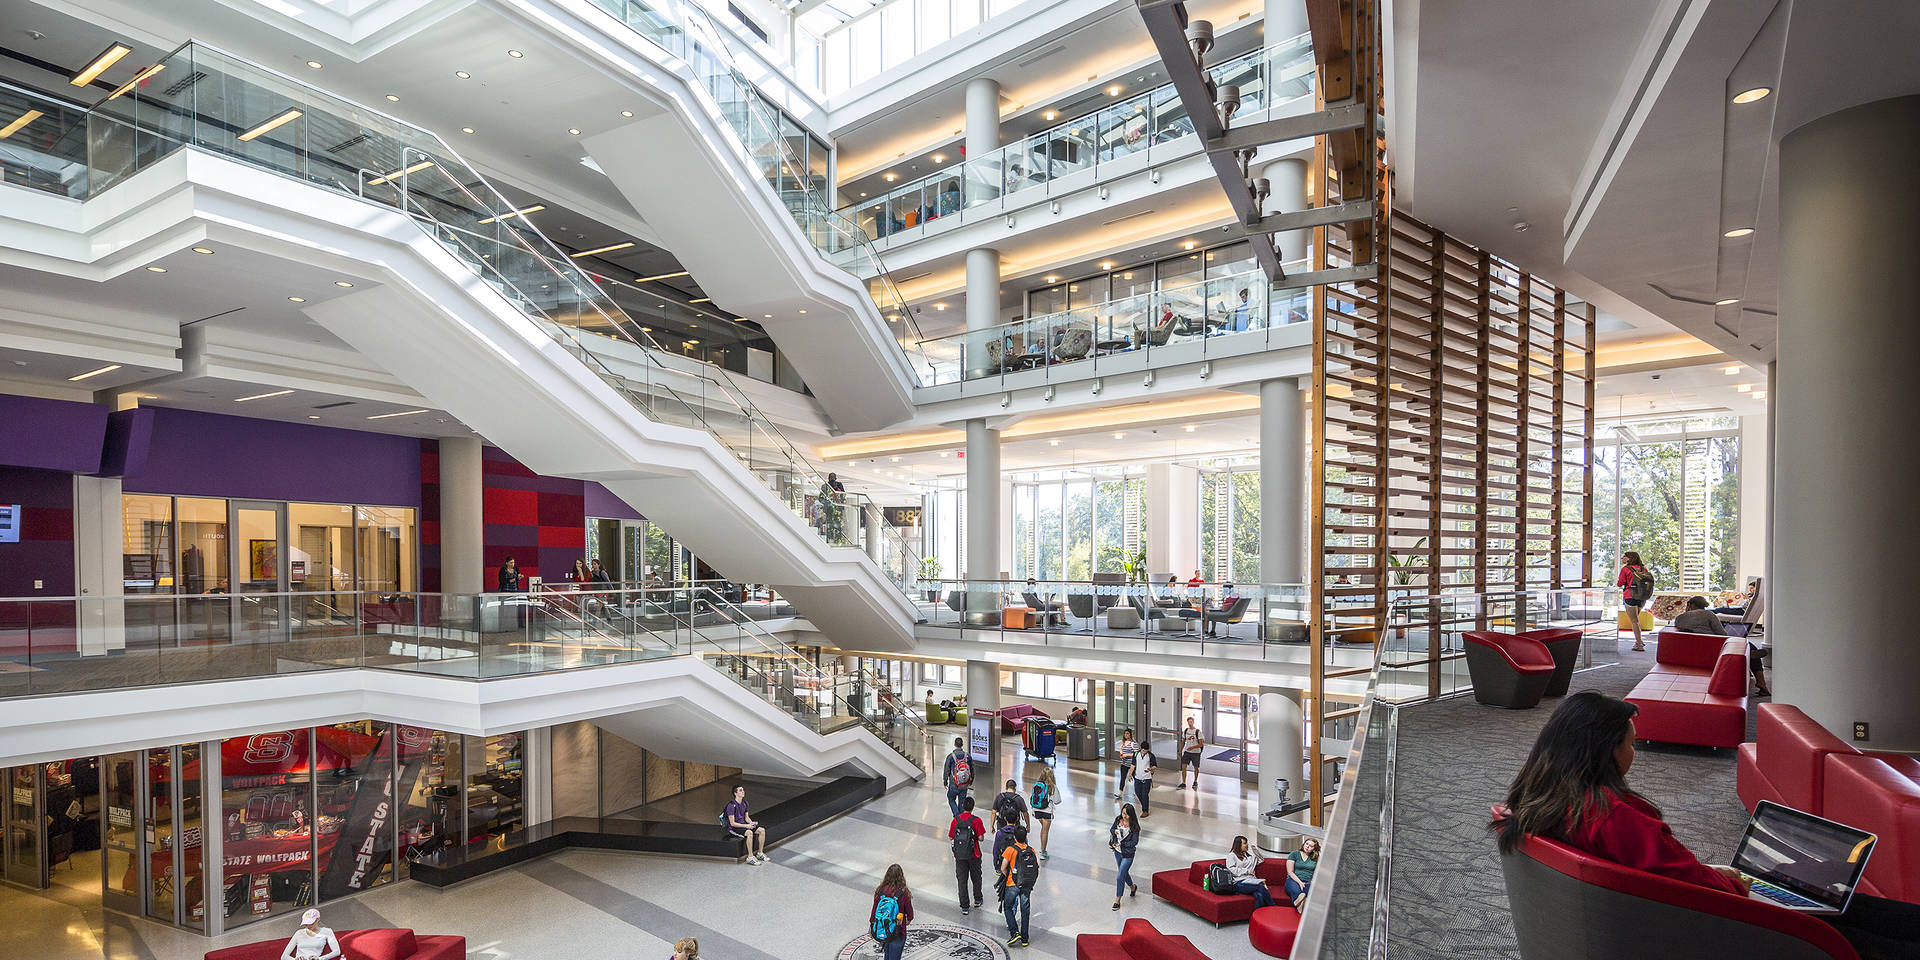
left=754, top=853, right=770, bottom=864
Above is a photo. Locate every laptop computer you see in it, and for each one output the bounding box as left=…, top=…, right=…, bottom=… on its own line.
left=1731, top=800, right=1877, bottom=915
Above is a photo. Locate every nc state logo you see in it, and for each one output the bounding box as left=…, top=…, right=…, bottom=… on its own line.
left=242, top=733, right=296, bottom=764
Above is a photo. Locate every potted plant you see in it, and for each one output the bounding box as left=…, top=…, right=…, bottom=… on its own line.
left=919, top=557, right=943, bottom=601
left=1121, top=549, right=1148, bottom=585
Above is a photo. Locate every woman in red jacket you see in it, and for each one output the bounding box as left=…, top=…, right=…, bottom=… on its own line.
left=1496, top=692, right=1920, bottom=959
left=1615, top=551, right=1654, bottom=651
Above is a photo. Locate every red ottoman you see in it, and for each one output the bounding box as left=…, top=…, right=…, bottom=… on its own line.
left=1249, top=905, right=1300, bottom=958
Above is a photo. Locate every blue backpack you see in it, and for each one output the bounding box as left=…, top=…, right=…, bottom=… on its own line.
left=872, top=892, right=901, bottom=941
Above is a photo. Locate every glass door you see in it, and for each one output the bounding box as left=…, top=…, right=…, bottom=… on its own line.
left=4, top=764, right=45, bottom=888
left=1213, top=692, right=1247, bottom=746
left=145, top=749, right=174, bottom=923
left=231, top=501, right=288, bottom=644
left=101, top=752, right=140, bottom=915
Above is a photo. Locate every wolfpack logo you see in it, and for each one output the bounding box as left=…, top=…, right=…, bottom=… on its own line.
left=837, top=923, right=1005, bottom=960
left=242, top=733, right=296, bottom=764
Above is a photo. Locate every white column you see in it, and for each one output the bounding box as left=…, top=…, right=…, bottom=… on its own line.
left=1262, top=157, right=1311, bottom=263
left=1146, top=463, right=1174, bottom=575
left=1737, top=412, right=1769, bottom=583
left=1264, top=0, right=1308, bottom=43
left=966, top=420, right=1001, bottom=584
left=998, top=476, right=1016, bottom=578
left=1167, top=463, right=1200, bottom=579
left=1258, top=686, right=1306, bottom=851
left=864, top=507, right=883, bottom=562
left=73, top=475, right=125, bottom=655
left=965, top=247, right=1001, bottom=378
left=1775, top=95, right=1920, bottom=749
left=965, top=76, right=1001, bottom=206
left=440, top=437, right=485, bottom=595
left=1260, top=377, right=1307, bottom=584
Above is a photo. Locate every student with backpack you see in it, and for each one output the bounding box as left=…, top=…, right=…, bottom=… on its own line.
left=1131, top=746, right=1157, bottom=816
left=997, top=826, right=1039, bottom=947
left=943, top=737, right=975, bottom=818
left=947, top=796, right=987, bottom=915
left=723, top=784, right=767, bottom=865
left=1113, top=728, right=1137, bottom=798
left=993, top=778, right=1030, bottom=834
left=1108, top=803, right=1140, bottom=910
left=869, top=863, right=914, bottom=960
left=1028, top=764, right=1057, bottom=861
left=1616, top=551, right=1656, bottom=651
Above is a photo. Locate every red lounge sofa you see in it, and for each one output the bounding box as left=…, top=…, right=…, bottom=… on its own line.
left=1517, top=627, right=1583, bottom=697
left=1738, top=703, right=1920, bottom=903
left=1151, top=858, right=1292, bottom=926
left=1499, top=830, right=1859, bottom=959
left=999, top=703, right=1051, bottom=734
left=1075, top=918, right=1210, bottom=960
left=206, top=928, right=465, bottom=960
left=1463, top=631, right=1557, bottom=709
left=1622, top=629, right=1748, bottom=748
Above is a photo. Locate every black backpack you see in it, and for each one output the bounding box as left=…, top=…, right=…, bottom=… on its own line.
left=993, top=792, right=1022, bottom=825
left=951, top=817, right=978, bottom=860
left=1206, top=862, right=1235, bottom=891
left=1628, top=565, right=1655, bottom=602
left=991, top=823, right=1017, bottom=864
left=1014, top=844, right=1040, bottom=890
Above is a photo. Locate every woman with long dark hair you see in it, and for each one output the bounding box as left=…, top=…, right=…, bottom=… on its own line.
left=869, top=863, right=914, bottom=960
left=1615, top=551, right=1654, bottom=651
left=1495, top=691, right=1920, bottom=959
left=1109, top=803, right=1140, bottom=910
left=1224, top=835, right=1276, bottom=907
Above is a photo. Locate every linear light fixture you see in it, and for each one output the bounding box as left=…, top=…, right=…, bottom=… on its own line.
left=0, top=110, right=45, bottom=139
left=67, top=363, right=123, bottom=382
left=235, top=389, right=294, bottom=402
left=477, top=204, right=545, bottom=224
left=688, top=298, right=711, bottom=304
left=365, top=160, right=434, bottom=185
left=106, top=63, right=165, bottom=100
left=367, top=408, right=429, bottom=420
left=570, top=241, right=634, bottom=258
left=237, top=108, right=303, bottom=142
left=636, top=270, right=689, bottom=282
left=71, top=43, right=133, bottom=87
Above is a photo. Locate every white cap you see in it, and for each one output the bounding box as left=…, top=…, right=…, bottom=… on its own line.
left=301, top=908, right=321, bottom=925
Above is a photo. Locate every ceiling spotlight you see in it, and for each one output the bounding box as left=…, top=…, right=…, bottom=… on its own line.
left=67, top=364, right=122, bottom=382
left=507, top=49, right=525, bottom=58
left=192, top=247, right=214, bottom=254
left=1044, top=275, right=1059, bottom=283
left=1724, top=227, right=1754, bottom=238
left=568, top=128, right=582, bottom=135
left=621, top=109, right=634, bottom=117
left=461, top=127, right=475, bottom=134
left=335, top=280, right=354, bottom=288
left=890, top=456, right=901, bottom=462
left=1731, top=86, right=1772, bottom=104
left=306, top=60, right=324, bottom=70
left=1752, top=391, right=1768, bottom=400
left=1107, top=85, right=1122, bottom=96
left=288, top=296, right=307, bottom=302
left=385, top=94, right=400, bottom=102
left=1182, top=240, right=1196, bottom=250
left=764, top=314, right=773, bottom=319
left=234, top=389, right=294, bottom=402
left=884, top=172, right=898, bottom=182
left=1048, top=439, right=1060, bottom=446
left=1184, top=424, right=1196, bottom=432
left=1735, top=383, right=1753, bottom=393
left=1112, top=432, right=1125, bottom=439
left=71, top=43, right=132, bottom=87
left=455, top=70, right=471, bottom=79
left=933, top=302, right=947, bottom=311
left=1723, top=365, right=1741, bottom=375
left=145, top=265, right=167, bottom=273
left=939, top=451, right=949, bottom=457
left=798, top=309, right=808, bottom=314
left=1043, top=111, right=1056, bottom=121
left=1715, top=297, right=1740, bottom=306
left=1099, top=261, right=1114, bottom=270
left=932, top=153, right=946, bottom=163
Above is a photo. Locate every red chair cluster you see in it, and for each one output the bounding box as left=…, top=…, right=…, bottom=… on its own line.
left=206, top=928, right=464, bottom=960
left=1737, top=702, right=1920, bottom=903
left=1145, top=858, right=1300, bottom=957
left=1623, top=629, right=1751, bottom=748
left=1462, top=629, right=1583, bottom=709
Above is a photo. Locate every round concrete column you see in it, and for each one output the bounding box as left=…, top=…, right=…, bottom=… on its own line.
left=439, top=437, right=485, bottom=595
left=965, top=247, right=1001, bottom=378
left=1775, top=94, right=1920, bottom=750
left=1258, top=686, right=1306, bottom=852
left=965, top=419, right=1001, bottom=588
left=1260, top=377, right=1307, bottom=586
left=1261, top=157, right=1310, bottom=263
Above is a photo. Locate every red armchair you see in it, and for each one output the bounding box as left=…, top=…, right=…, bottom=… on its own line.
left=1076, top=918, right=1211, bottom=960
left=999, top=703, right=1051, bottom=734
left=1150, top=858, right=1292, bottom=926
left=1500, top=831, right=1859, bottom=960
left=206, top=928, right=465, bottom=960
left=1623, top=629, right=1749, bottom=748
left=1517, top=627, right=1584, bottom=697
left=1463, top=631, right=1558, bottom=709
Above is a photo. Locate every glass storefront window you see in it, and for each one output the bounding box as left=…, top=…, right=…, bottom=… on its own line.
left=102, top=753, right=139, bottom=909
left=396, top=728, right=459, bottom=876
left=462, top=733, right=524, bottom=851
left=218, top=729, right=312, bottom=926
left=314, top=721, right=395, bottom=898
left=175, top=498, right=229, bottom=595
left=123, top=494, right=174, bottom=593
left=178, top=743, right=204, bottom=930
left=146, top=749, right=173, bottom=923
left=356, top=506, right=416, bottom=593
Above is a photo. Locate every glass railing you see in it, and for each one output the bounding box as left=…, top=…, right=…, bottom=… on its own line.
left=1289, top=656, right=1391, bottom=959
left=0, top=79, right=90, bottom=197
left=838, top=33, right=1316, bottom=237
left=18, top=40, right=925, bottom=605
left=916, top=578, right=1313, bottom=654
left=914, top=268, right=1312, bottom=386
left=587, top=0, right=934, bottom=382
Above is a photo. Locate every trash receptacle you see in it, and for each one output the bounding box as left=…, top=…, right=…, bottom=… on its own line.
left=1066, top=724, right=1101, bottom=761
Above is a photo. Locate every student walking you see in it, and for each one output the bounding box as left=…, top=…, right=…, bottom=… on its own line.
left=1132, top=746, right=1157, bottom=816
left=1113, top=728, right=1138, bottom=798
left=997, top=827, right=1038, bottom=947
left=942, top=737, right=975, bottom=818
left=1177, top=717, right=1204, bottom=789
left=1029, top=764, right=1057, bottom=860
left=1109, top=803, right=1140, bottom=909
left=1616, top=551, right=1656, bottom=651
left=948, top=797, right=987, bottom=915
left=869, top=864, right=914, bottom=960
left=990, top=778, right=1030, bottom=866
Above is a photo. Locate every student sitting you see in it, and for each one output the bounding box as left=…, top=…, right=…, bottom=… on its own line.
left=1669, top=595, right=1728, bottom=635
left=1224, top=835, right=1277, bottom=907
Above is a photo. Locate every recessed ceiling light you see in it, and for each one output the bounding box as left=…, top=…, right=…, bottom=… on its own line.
left=939, top=451, right=948, bottom=457
left=798, top=309, right=807, bottom=314
left=288, top=296, right=307, bottom=302
left=1100, top=261, right=1114, bottom=270
left=1182, top=240, right=1196, bottom=250
left=1113, top=432, right=1125, bottom=439
left=1184, top=424, right=1196, bottom=432
left=1752, top=391, right=1768, bottom=400
left=1735, top=383, right=1753, bottom=393
left=568, top=128, right=582, bottom=136
left=145, top=265, right=167, bottom=273
left=636, top=270, right=689, bottom=282
left=860, top=192, right=868, bottom=197
left=461, top=126, right=475, bottom=134
left=1715, top=297, right=1740, bottom=306
left=1722, top=365, right=1740, bottom=375
left=385, top=94, right=400, bottom=102
left=933, top=302, right=947, bottom=311
left=1724, top=227, right=1754, bottom=238
left=1043, top=111, right=1056, bottom=121
left=335, top=280, right=354, bottom=288
left=932, top=153, right=946, bottom=163
left=367, top=408, right=430, bottom=420
left=0, top=109, right=45, bottom=138
left=890, top=456, right=901, bottom=462
left=685, top=339, right=700, bottom=345
left=235, top=389, right=294, bottom=402
left=1731, top=86, right=1772, bottom=104
left=621, top=110, right=634, bottom=117
left=67, top=364, right=123, bottom=382
left=569, top=241, right=634, bottom=257
left=507, top=49, right=525, bottom=58
left=308, top=415, right=321, bottom=419
left=455, top=70, right=471, bottom=79
left=884, top=172, right=898, bottom=182
left=71, top=43, right=132, bottom=87
left=1107, top=85, right=1123, bottom=96
left=238, top=108, right=303, bottom=141
left=764, top=314, right=773, bottom=319
left=1044, top=275, right=1058, bottom=282
left=192, top=247, right=214, bottom=254
left=306, top=60, right=324, bottom=70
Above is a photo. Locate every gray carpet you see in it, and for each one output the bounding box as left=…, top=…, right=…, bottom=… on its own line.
left=1386, top=643, right=1765, bottom=960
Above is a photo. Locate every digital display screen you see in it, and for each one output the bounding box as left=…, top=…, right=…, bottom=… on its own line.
left=0, top=504, right=20, bottom=543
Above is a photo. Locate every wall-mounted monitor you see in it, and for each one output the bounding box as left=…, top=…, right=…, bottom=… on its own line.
left=0, top=504, right=19, bottom=543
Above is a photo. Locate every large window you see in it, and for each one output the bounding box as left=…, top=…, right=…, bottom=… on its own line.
left=122, top=496, right=416, bottom=595
left=1008, top=470, right=1147, bottom=582
left=1198, top=461, right=1261, bottom=582
left=1593, top=415, right=1742, bottom=591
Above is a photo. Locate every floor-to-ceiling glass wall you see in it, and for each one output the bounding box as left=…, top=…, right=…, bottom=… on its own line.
left=1592, top=414, right=1742, bottom=592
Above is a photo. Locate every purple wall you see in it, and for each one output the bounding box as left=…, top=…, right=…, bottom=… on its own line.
left=584, top=482, right=645, bottom=522
left=0, top=466, right=75, bottom=596
left=123, top=407, right=422, bottom=507
left=0, top=395, right=106, bottom=474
